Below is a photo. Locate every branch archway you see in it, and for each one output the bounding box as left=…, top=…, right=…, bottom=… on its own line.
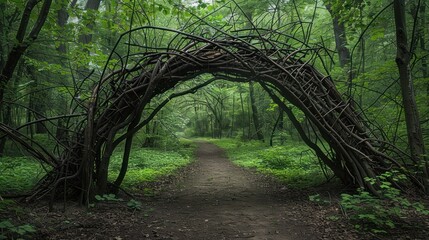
left=23, top=26, right=418, bottom=203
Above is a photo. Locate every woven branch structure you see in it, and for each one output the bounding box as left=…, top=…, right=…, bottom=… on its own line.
left=26, top=25, right=419, bottom=202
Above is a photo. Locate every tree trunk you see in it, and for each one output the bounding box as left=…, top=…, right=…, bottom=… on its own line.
left=326, top=4, right=351, bottom=67
left=249, top=81, right=264, bottom=141
left=414, top=3, right=428, bottom=95
left=230, top=94, right=235, bottom=137
left=269, top=109, right=282, bottom=146
left=0, top=2, right=5, bottom=71
left=54, top=0, right=77, bottom=142
left=0, top=104, right=12, bottom=156
left=0, top=0, right=52, bottom=105
left=26, top=66, right=47, bottom=134
left=239, top=90, right=246, bottom=138
left=76, top=0, right=101, bottom=80
left=393, top=0, right=428, bottom=192
left=78, top=0, right=101, bottom=46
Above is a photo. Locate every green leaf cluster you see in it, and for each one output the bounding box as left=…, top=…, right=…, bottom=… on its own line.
left=340, top=171, right=429, bottom=233
left=127, top=199, right=142, bottom=211
left=95, top=194, right=123, bottom=202
left=0, top=156, right=47, bottom=194
left=0, top=220, right=36, bottom=240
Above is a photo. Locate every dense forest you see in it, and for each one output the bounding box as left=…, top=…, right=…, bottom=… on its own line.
left=0, top=0, right=428, bottom=239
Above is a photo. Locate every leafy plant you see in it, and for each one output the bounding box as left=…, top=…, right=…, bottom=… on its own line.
left=309, top=194, right=330, bottom=205
left=340, top=171, right=429, bottom=233
left=0, top=199, right=23, bottom=216
left=127, top=199, right=142, bottom=211
left=0, top=156, right=48, bottom=194
left=0, top=220, right=36, bottom=239
left=95, top=194, right=123, bottom=202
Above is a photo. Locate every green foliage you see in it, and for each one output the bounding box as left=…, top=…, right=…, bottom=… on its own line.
left=0, top=200, right=23, bottom=216
left=0, top=199, right=32, bottom=239
left=127, top=199, right=142, bottom=211
left=308, top=194, right=330, bottom=205
left=325, top=0, right=373, bottom=32
left=109, top=139, right=194, bottom=190
left=0, top=220, right=36, bottom=240
left=95, top=194, right=123, bottom=202
left=258, top=146, right=315, bottom=170
left=340, top=171, right=429, bottom=233
left=0, top=156, right=47, bottom=194
left=211, top=139, right=330, bottom=187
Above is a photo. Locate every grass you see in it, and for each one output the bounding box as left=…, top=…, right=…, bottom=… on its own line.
left=209, top=138, right=331, bottom=187
left=108, top=140, right=195, bottom=190
left=0, top=157, right=48, bottom=194
left=0, top=137, right=196, bottom=195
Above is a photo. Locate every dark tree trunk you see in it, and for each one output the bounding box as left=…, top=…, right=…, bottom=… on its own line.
left=0, top=0, right=51, bottom=154
left=76, top=0, right=101, bottom=80
left=414, top=3, right=428, bottom=96
left=26, top=66, right=47, bottom=134
left=0, top=2, right=5, bottom=71
left=0, top=0, right=52, bottom=105
left=0, top=104, right=12, bottom=156
left=56, top=0, right=77, bottom=54
left=269, top=109, right=282, bottom=146
left=393, top=0, right=428, bottom=192
left=278, top=109, right=285, bottom=144
left=230, top=95, right=235, bottom=137
left=249, top=81, right=264, bottom=141
left=326, top=4, right=351, bottom=67
left=239, top=90, right=246, bottom=138
left=54, top=0, right=77, bottom=143
left=78, top=0, right=101, bottom=46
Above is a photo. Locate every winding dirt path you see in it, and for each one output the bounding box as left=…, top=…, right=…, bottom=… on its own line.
left=139, top=142, right=317, bottom=239
left=36, top=142, right=360, bottom=239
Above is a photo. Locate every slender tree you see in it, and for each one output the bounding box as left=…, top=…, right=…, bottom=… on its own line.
left=0, top=0, right=52, bottom=105
left=393, top=0, right=428, bottom=192
left=0, top=0, right=52, bottom=155
left=249, top=81, right=264, bottom=141
left=325, top=3, right=351, bottom=67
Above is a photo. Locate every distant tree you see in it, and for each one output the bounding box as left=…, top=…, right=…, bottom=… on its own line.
left=324, top=1, right=351, bottom=67
left=0, top=0, right=52, bottom=156
left=0, top=0, right=52, bottom=105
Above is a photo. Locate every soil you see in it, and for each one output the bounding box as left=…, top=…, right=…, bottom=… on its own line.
left=10, top=142, right=429, bottom=239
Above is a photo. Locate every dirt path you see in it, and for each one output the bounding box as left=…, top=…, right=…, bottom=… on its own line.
left=34, top=142, right=359, bottom=240
left=141, top=142, right=317, bottom=239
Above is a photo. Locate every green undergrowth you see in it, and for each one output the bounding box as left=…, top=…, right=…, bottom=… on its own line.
left=108, top=138, right=196, bottom=190
left=0, top=157, right=48, bottom=194
left=0, top=199, right=37, bottom=239
left=209, top=138, right=331, bottom=187
left=0, top=137, right=196, bottom=195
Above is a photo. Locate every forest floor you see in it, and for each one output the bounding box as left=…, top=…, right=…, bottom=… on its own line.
left=16, top=142, right=428, bottom=239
